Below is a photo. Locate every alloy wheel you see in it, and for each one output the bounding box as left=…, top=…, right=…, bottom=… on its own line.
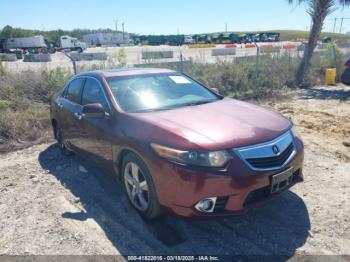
left=124, top=162, right=150, bottom=211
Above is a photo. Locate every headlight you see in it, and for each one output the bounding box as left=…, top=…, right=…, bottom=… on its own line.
left=291, top=125, right=301, bottom=138
left=150, top=143, right=231, bottom=167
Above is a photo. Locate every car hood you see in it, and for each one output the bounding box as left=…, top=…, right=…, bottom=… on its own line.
left=130, top=98, right=291, bottom=150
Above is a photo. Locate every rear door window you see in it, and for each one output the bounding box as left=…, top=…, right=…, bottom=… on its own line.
left=65, top=78, right=84, bottom=104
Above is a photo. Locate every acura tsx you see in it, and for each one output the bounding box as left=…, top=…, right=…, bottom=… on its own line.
left=50, top=68, right=304, bottom=219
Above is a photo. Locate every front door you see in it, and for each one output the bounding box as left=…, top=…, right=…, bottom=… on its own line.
left=60, top=77, right=85, bottom=151
left=78, top=77, right=113, bottom=165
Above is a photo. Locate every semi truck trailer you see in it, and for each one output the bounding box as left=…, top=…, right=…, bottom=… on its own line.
left=3, top=35, right=49, bottom=53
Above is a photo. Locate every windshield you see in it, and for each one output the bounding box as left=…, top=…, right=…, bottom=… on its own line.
left=106, top=73, right=220, bottom=113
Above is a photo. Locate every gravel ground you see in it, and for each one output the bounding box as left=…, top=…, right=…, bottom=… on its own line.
left=0, top=86, right=349, bottom=259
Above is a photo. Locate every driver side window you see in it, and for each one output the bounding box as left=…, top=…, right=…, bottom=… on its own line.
left=81, top=78, right=109, bottom=112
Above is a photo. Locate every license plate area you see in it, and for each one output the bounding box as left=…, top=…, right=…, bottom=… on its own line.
left=270, top=168, right=293, bottom=194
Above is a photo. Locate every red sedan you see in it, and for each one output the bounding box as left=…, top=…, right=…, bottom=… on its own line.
left=50, top=68, right=304, bottom=219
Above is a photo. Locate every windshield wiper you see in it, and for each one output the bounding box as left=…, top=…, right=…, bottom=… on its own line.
left=130, top=105, right=177, bottom=113
left=130, top=100, right=218, bottom=113
left=182, top=99, right=217, bottom=107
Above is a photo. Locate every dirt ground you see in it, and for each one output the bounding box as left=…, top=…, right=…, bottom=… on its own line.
left=0, top=85, right=349, bottom=259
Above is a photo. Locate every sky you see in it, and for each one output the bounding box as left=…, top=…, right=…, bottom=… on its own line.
left=1, top=0, right=350, bottom=34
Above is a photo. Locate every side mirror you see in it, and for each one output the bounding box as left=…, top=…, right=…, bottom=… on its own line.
left=210, top=87, right=220, bottom=94
left=82, top=103, right=106, bottom=118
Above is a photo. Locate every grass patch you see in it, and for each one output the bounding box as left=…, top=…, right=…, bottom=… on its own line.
left=0, top=67, right=71, bottom=152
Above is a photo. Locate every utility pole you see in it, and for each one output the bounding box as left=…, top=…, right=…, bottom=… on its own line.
left=331, top=17, right=350, bottom=33
left=225, top=23, right=228, bottom=33
left=339, top=18, right=344, bottom=33
left=122, top=22, right=125, bottom=40
left=338, top=17, right=350, bottom=34
left=332, top=18, right=337, bottom=33
left=339, top=18, right=350, bottom=34
left=114, top=19, right=118, bottom=32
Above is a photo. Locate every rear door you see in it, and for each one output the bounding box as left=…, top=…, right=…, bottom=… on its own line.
left=78, top=77, right=113, bottom=164
left=60, top=77, right=85, bottom=150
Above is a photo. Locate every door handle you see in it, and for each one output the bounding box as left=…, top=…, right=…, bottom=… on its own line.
left=74, top=112, right=82, bottom=120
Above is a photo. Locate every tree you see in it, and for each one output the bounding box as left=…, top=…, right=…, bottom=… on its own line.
left=0, top=25, right=14, bottom=38
left=288, top=0, right=350, bottom=86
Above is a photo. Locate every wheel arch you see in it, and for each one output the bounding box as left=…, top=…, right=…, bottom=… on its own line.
left=115, top=147, right=151, bottom=177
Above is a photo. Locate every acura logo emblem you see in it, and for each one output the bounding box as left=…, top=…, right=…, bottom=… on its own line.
left=272, top=145, right=280, bottom=155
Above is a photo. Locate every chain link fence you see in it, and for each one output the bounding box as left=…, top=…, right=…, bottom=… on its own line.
left=1, top=42, right=341, bottom=95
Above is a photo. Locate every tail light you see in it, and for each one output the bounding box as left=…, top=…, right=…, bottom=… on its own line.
left=345, top=60, right=350, bottom=68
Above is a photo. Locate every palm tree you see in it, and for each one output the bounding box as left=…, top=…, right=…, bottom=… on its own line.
left=288, top=0, right=350, bottom=86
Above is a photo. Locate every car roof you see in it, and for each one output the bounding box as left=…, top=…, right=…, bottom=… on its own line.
left=77, top=68, right=177, bottom=78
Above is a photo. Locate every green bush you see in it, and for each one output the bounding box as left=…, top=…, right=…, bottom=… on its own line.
left=0, top=99, right=11, bottom=111
left=117, top=48, right=127, bottom=66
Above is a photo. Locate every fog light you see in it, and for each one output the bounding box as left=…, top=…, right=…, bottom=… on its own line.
left=195, top=197, right=217, bottom=213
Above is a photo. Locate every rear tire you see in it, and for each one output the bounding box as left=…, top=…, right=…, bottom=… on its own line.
left=55, top=123, right=73, bottom=156
left=121, top=153, right=162, bottom=220
left=48, top=47, right=56, bottom=54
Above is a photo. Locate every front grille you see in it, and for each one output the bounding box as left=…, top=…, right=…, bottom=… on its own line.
left=214, top=197, right=229, bottom=212
left=234, top=131, right=296, bottom=171
left=246, top=142, right=294, bottom=169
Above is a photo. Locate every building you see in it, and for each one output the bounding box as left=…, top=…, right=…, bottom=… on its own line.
left=83, top=32, right=130, bottom=47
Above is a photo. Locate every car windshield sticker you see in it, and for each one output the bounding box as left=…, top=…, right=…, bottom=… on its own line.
left=169, top=76, right=191, bottom=84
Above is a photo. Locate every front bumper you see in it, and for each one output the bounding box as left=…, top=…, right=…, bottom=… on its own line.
left=146, top=136, right=304, bottom=218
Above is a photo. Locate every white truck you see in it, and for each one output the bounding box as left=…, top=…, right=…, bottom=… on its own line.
left=57, top=35, right=87, bottom=53
left=184, top=35, right=195, bottom=44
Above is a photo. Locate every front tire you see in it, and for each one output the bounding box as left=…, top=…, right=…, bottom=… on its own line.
left=121, top=153, right=161, bottom=220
